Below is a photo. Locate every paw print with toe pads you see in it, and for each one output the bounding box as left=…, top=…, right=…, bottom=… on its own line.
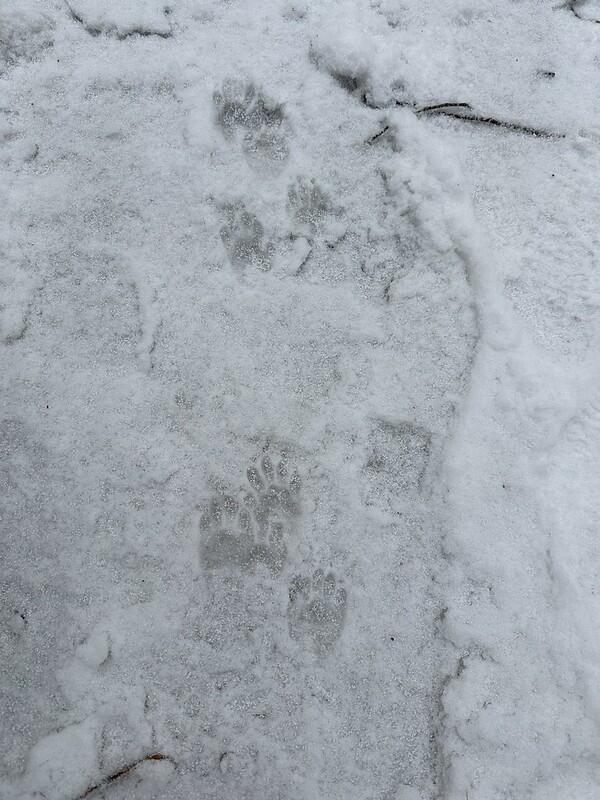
left=287, top=568, right=347, bottom=654
left=245, top=450, right=302, bottom=527
left=199, top=493, right=287, bottom=575
left=287, top=176, right=331, bottom=231
left=287, top=176, right=345, bottom=247
left=220, top=202, right=274, bottom=272
left=213, top=79, right=290, bottom=171
left=199, top=448, right=302, bottom=576
left=213, top=80, right=263, bottom=134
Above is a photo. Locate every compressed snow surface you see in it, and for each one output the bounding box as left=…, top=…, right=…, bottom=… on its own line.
left=2, top=1, right=600, bottom=798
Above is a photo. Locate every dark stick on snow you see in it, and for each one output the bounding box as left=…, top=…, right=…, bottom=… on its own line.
left=76, top=753, right=173, bottom=799
left=368, top=125, right=390, bottom=143
left=416, top=104, right=565, bottom=138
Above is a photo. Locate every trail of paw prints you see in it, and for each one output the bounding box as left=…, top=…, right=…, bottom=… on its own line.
left=287, top=568, right=347, bottom=654
left=213, top=79, right=290, bottom=173
left=199, top=451, right=302, bottom=576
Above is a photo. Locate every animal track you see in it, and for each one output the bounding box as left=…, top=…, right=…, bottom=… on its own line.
left=220, top=202, right=274, bottom=272
left=245, top=450, right=302, bottom=526
left=200, top=451, right=302, bottom=575
left=200, top=494, right=287, bottom=574
left=287, top=177, right=331, bottom=233
left=0, top=2, right=54, bottom=69
left=365, top=419, right=432, bottom=496
left=287, top=568, right=347, bottom=654
left=213, top=79, right=290, bottom=171
left=285, top=176, right=346, bottom=265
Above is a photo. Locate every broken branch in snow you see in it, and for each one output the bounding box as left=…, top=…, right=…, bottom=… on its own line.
left=76, top=753, right=174, bottom=799
left=366, top=99, right=565, bottom=140
left=367, top=124, right=390, bottom=143
left=419, top=102, right=473, bottom=114
left=416, top=103, right=566, bottom=138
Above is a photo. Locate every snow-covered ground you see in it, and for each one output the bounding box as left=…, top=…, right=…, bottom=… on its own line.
left=2, top=1, right=600, bottom=798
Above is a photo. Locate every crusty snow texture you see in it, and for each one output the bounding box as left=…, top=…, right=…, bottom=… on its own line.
left=2, top=1, right=600, bottom=799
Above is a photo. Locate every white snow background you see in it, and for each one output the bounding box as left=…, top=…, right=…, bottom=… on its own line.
left=1, top=1, right=600, bottom=798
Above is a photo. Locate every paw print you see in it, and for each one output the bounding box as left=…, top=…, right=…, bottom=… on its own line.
left=213, top=80, right=261, bottom=135
left=199, top=449, right=302, bottom=576
left=365, top=419, right=432, bottom=499
left=287, top=568, right=347, bottom=654
left=213, top=79, right=290, bottom=171
left=220, top=202, right=274, bottom=272
left=244, top=451, right=302, bottom=529
left=199, top=493, right=287, bottom=575
left=287, top=177, right=331, bottom=233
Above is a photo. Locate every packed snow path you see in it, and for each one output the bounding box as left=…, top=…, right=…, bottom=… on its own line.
left=2, top=1, right=600, bottom=799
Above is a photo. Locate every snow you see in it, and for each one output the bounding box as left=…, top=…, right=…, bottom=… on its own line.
left=2, top=1, right=600, bottom=798
left=66, top=1, right=172, bottom=39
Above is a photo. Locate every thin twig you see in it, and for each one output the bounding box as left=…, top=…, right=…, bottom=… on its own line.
left=417, top=104, right=564, bottom=138
left=77, top=753, right=174, bottom=799
left=367, top=124, right=390, bottom=143
left=419, top=102, right=473, bottom=113
left=366, top=97, right=564, bottom=140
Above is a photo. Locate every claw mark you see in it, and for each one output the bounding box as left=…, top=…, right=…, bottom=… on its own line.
left=76, top=753, right=174, bottom=799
